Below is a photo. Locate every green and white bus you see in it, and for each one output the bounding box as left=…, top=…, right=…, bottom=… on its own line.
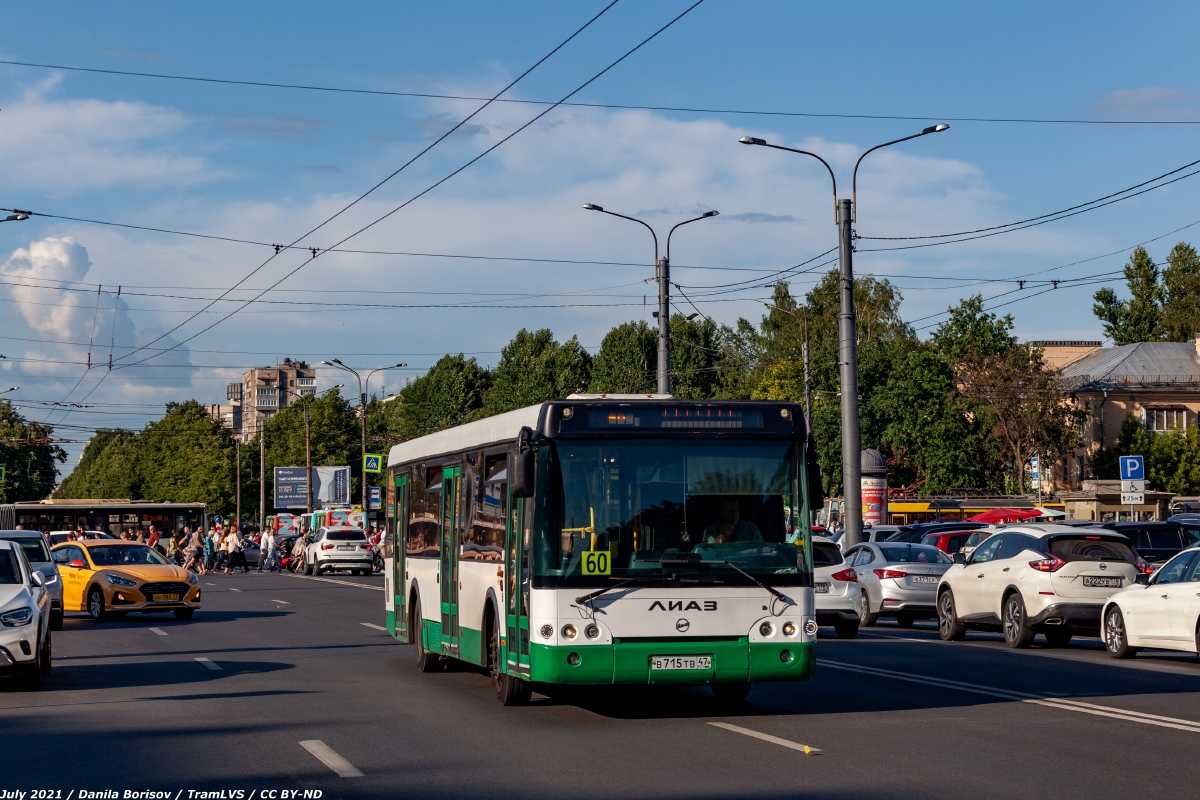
left=383, top=397, right=822, bottom=705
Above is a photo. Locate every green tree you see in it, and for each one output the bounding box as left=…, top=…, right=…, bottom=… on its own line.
left=383, top=354, right=491, bottom=440
left=55, top=430, right=141, bottom=500
left=1161, top=242, right=1200, bottom=342
left=1093, top=246, right=1165, bottom=344
left=589, top=320, right=657, bottom=393
left=484, top=328, right=591, bottom=414
left=0, top=403, right=66, bottom=502
left=930, top=295, right=1017, bottom=361
left=669, top=313, right=723, bottom=399
left=134, top=401, right=236, bottom=512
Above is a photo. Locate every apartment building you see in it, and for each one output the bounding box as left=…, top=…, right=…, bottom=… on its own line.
left=222, top=358, right=316, bottom=441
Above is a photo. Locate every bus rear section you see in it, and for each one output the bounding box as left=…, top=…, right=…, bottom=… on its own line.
left=385, top=399, right=819, bottom=704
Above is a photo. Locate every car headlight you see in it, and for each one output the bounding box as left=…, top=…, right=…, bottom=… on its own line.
left=0, top=607, right=33, bottom=627
left=188, top=571, right=200, bottom=585
left=106, top=574, right=138, bottom=587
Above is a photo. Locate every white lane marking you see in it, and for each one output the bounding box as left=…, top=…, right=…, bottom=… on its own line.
left=818, top=659, right=1200, bottom=733
left=300, top=740, right=364, bottom=778
left=148, top=627, right=168, bottom=636
left=228, top=588, right=241, bottom=592
left=204, top=582, right=216, bottom=586
left=271, top=599, right=290, bottom=604
left=195, top=657, right=222, bottom=671
left=708, top=722, right=822, bottom=755
left=360, top=622, right=387, bottom=631
left=290, top=574, right=383, bottom=592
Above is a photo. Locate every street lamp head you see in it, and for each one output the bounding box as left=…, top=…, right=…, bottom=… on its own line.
left=582, top=203, right=604, bottom=212
left=394, top=362, right=407, bottom=368
left=331, top=358, right=345, bottom=366
left=3, top=213, right=28, bottom=222
left=702, top=210, right=719, bottom=218
left=922, top=123, right=950, bottom=134
left=739, top=136, right=767, bottom=146
left=332, top=383, right=345, bottom=390
left=320, top=360, right=333, bottom=366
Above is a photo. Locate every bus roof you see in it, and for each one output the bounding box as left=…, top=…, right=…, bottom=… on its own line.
left=388, top=403, right=544, bottom=468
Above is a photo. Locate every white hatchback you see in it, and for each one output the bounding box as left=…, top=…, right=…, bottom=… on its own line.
left=1101, top=546, right=1200, bottom=659
left=937, top=524, right=1143, bottom=648
left=812, top=539, right=860, bottom=639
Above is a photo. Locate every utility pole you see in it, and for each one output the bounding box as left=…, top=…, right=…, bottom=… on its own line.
left=802, top=340, right=812, bottom=433
left=359, top=390, right=368, bottom=513
left=657, top=256, right=670, bottom=395
left=259, top=422, right=265, bottom=531
left=305, top=403, right=314, bottom=514
left=837, top=197, right=864, bottom=547
left=235, top=439, right=241, bottom=529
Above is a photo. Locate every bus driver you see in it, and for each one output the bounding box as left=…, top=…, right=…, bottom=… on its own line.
left=704, top=498, right=763, bottom=545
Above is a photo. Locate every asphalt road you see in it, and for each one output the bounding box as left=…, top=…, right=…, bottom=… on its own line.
left=5, top=571, right=1200, bottom=800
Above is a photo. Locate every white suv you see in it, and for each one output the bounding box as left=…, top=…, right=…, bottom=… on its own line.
left=936, top=524, right=1142, bottom=648
left=813, top=539, right=860, bottom=639
left=305, top=526, right=372, bottom=576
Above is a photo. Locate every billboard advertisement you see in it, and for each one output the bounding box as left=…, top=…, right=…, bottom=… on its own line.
left=274, top=466, right=351, bottom=509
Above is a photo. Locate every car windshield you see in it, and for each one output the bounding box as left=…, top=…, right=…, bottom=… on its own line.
left=534, top=439, right=809, bottom=588
left=812, top=541, right=843, bottom=567
left=1048, top=536, right=1137, bottom=563
left=327, top=530, right=366, bottom=541
left=87, top=544, right=171, bottom=567
left=10, top=537, right=50, bottom=563
left=0, top=550, right=21, bottom=583
left=879, top=544, right=952, bottom=564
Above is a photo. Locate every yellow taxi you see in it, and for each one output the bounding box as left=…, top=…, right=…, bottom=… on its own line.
left=50, top=540, right=201, bottom=620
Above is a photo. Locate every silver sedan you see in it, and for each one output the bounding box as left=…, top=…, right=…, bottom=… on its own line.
left=842, top=542, right=953, bottom=628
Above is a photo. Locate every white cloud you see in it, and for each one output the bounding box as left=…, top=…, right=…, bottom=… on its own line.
left=1093, top=87, right=1200, bottom=121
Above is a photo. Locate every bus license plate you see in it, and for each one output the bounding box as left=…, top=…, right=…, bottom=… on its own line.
left=814, top=582, right=830, bottom=593
left=152, top=594, right=180, bottom=602
left=651, top=656, right=712, bottom=671
left=1083, top=576, right=1122, bottom=588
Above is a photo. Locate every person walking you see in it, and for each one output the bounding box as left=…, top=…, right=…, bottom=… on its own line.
left=225, top=527, right=248, bottom=573
left=258, top=528, right=278, bottom=572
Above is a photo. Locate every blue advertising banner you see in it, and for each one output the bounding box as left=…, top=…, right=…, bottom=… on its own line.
left=274, top=466, right=350, bottom=509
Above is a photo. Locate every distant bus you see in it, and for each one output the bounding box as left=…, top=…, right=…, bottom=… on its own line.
left=385, top=397, right=821, bottom=705
left=0, top=500, right=207, bottom=537
left=265, top=514, right=300, bottom=535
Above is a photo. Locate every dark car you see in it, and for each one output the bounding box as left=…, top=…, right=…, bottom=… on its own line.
left=920, top=529, right=977, bottom=555
left=1103, top=521, right=1200, bottom=566
left=887, top=521, right=989, bottom=543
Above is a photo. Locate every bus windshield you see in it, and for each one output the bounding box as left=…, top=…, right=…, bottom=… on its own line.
left=534, top=439, right=810, bottom=588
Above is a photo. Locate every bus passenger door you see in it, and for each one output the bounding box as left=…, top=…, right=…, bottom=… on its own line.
left=392, top=475, right=408, bottom=639
left=440, top=465, right=462, bottom=656
left=505, top=493, right=531, bottom=676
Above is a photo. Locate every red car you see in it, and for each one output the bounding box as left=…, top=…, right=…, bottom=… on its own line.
left=920, top=529, right=976, bottom=555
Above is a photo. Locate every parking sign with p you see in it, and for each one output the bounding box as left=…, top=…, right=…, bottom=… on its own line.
left=1119, top=456, right=1145, bottom=481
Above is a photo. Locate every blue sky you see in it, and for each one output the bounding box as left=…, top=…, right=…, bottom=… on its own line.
left=2, top=1, right=1200, bottom=467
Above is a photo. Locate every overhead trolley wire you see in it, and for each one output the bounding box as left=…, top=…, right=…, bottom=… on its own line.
left=4, top=57, right=1200, bottom=125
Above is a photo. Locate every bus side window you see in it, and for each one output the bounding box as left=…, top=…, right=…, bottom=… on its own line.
left=406, top=465, right=439, bottom=558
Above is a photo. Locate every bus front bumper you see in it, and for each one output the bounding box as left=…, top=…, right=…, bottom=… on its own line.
left=529, top=638, right=814, bottom=686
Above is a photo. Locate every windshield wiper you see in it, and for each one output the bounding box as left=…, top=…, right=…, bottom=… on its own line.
left=575, top=574, right=676, bottom=606
left=703, top=559, right=791, bottom=604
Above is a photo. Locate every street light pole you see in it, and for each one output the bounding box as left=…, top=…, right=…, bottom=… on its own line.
left=582, top=204, right=718, bottom=395
left=739, top=124, right=949, bottom=547
left=321, top=361, right=405, bottom=516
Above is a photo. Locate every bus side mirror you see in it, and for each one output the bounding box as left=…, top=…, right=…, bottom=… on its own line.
left=805, top=435, right=824, bottom=514
left=510, top=426, right=536, bottom=499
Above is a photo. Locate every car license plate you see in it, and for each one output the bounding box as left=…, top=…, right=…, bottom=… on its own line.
left=815, top=582, right=830, bottom=594
left=337, top=545, right=356, bottom=551
left=152, top=593, right=180, bottom=602
left=912, top=575, right=939, bottom=584
left=1083, top=576, right=1122, bottom=588
left=650, top=656, right=712, bottom=671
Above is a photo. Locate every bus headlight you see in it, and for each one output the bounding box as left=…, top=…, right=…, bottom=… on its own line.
left=562, top=624, right=577, bottom=639
left=759, top=621, right=774, bottom=637
left=584, top=624, right=600, bottom=640
left=540, top=624, right=554, bottom=639
left=804, top=619, right=818, bottom=637
left=782, top=621, right=796, bottom=637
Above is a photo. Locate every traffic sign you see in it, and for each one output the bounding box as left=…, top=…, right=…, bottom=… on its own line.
left=1119, top=456, right=1145, bottom=481
left=368, top=486, right=382, bottom=510
left=363, top=454, right=383, bottom=474
left=0, top=466, right=5, bottom=483
left=1030, top=456, right=1040, bottom=480
left=1122, top=480, right=1145, bottom=494
left=1121, top=492, right=1145, bottom=505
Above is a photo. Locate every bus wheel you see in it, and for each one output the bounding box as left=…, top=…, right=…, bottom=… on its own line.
left=412, top=597, right=439, bottom=673
left=712, top=682, right=751, bottom=704
left=490, top=611, right=530, bottom=706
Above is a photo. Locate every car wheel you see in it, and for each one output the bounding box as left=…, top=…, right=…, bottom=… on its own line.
left=174, top=608, right=195, bottom=620
left=413, top=596, right=439, bottom=673
left=859, top=591, right=878, bottom=627
left=833, top=619, right=859, bottom=639
left=937, top=590, right=967, bottom=641
left=50, top=611, right=63, bottom=632
left=305, top=561, right=314, bottom=576
left=314, top=562, right=324, bottom=576
left=87, top=587, right=107, bottom=621
left=39, top=631, right=51, bottom=677
left=491, top=610, right=531, bottom=706
left=1043, top=629, right=1073, bottom=648
left=895, top=613, right=915, bottom=629
left=1002, top=593, right=1035, bottom=649
left=1105, top=606, right=1138, bottom=659
left=711, top=682, right=752, bottom=704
